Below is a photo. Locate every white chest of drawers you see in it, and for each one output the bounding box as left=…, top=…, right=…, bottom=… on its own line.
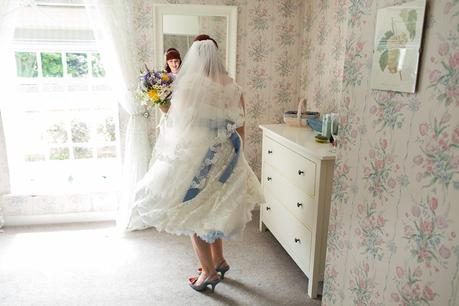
left=259, top=124, right=336, bottom=299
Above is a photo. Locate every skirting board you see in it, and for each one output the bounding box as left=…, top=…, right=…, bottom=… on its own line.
left=4, top=206, right=260, bottom=227
left=4, top=211, right=117, bottom=226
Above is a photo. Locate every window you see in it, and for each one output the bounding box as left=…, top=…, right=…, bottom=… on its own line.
left=2, top=4, right=121, bottom=194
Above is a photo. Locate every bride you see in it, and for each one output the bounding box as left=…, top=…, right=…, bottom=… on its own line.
left=127, top=34, right=264, bottom=292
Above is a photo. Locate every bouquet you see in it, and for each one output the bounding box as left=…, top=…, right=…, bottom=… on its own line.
left=139, top=65, right=175, bottom=107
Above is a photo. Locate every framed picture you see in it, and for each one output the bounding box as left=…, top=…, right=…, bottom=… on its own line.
left=370, top=0, right=427, bottom=93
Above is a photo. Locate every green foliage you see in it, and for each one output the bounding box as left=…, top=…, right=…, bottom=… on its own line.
left=377, top=31, right=394, bottom=52
left=15, top=52, right=38, bottom=77
left=96, top=117, right=115, bottom=142
left=74, top=146, right=93, bottom=159
left=400, top=9, right=417, bottom=40
left=46, top=123, right=68, bottom=144
left=91, top=53, right=105, bottom=77
left=66, top=53, right=88, bottom=77
left=49, top=147, right=69, bottom=160
left=379, top=50, right=389, bottom=71
left=71, top=120, right=90, bottom=143
left=24, top=153, right=45, bottom=162
left=41, top=53, right=63, bottom=77
left=97, top=146, right=116, bottom=158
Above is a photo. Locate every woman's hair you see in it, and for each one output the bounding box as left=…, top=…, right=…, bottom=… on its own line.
left=193, top=34, right=218, bottom=49
left=191, top=34, right=221, bottom=77
left=164, top=48, right=181, bottom=72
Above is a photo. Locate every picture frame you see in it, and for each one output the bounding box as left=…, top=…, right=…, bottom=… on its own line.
left=370, top=0, right=427, bottom=93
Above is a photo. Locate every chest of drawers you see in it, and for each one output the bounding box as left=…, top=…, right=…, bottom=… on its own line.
left=259, top=124, right=335, bottom=299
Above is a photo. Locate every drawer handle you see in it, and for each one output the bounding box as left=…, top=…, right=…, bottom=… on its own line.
left=266, top=206, right=271, bottom=211
left=297, top=202, right=303, bottom=208
left=267, top=177, right=272, bottom=181
left=267, top=150, right=273, bottom=154
left=294, top=238, right=301, bottom=243
left=298, top=170, right=304, bottom=175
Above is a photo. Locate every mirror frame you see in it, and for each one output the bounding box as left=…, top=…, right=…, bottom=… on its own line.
left=153, top=4, right=238, bottom=79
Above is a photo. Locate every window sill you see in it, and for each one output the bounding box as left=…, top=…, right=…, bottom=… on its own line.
left=4, top=211, right=117, bottom=227
left=3, top=189, right=119, bottom=198
left=1, top=192, right=119, bottom=219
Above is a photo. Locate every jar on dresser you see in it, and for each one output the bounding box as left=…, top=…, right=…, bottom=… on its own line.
left=259, top=124, right=336, bottom=299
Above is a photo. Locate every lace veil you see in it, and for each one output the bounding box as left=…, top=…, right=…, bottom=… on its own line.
left=151, top=39, right=244, bottom=165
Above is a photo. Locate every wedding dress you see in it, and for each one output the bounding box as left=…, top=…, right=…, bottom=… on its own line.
left=126, top=40, right=264, bottom=243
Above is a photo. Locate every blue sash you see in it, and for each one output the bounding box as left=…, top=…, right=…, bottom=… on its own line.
left=183, top=120, right=240, bottom=202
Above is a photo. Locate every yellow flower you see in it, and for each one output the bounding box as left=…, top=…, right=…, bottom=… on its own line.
left=161, top=73, right=169, bottom=81
left=147, top=89, right=159, bottom=101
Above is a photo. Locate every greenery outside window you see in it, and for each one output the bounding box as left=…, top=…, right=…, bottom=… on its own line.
left=5, top=44, right=121, bottom=194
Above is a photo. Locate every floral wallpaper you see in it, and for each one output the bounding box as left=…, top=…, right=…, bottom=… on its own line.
left=131, top=0, right=305, bottom=176
left=300, top=0, right=347, bottom=114
left=315, top=0, right=459, bottom=305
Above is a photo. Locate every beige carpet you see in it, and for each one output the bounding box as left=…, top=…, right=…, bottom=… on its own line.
left=0, top=211, right=322, bottom=306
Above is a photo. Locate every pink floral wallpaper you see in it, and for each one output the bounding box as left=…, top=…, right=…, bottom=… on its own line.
left=131, top=0, right=305, bottom=175
left=315, top=0, right=459, bottom=305
left=300, top=0, right=347, bottom=114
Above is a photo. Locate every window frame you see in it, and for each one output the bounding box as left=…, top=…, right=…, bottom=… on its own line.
left=3, top=39, right=122, bottom=195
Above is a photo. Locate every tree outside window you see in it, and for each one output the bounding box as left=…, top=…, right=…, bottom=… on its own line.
left=41, top=52, right=64, bottom=77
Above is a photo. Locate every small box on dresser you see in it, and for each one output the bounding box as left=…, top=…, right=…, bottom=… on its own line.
left=259, top=124, right=336, bottom=299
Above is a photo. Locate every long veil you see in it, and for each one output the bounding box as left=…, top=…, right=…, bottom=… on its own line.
left=152, top=40, right=242, bottom=164
left=128, top=39, right=245, bottom=232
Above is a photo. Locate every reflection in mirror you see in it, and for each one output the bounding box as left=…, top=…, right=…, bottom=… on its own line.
left=163, top=15, right=227, bottom=67
left=153, top=4, right=237, bottom=78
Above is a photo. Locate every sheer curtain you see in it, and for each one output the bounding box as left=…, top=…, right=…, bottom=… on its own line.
left=84, top=0, right=151, bottom=230
left=0, top=0, right=21, bottom=229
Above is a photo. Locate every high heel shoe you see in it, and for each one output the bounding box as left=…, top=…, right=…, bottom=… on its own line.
left=189, top=275, right=221, bottom=293
left=196, top=261, right=230, bottom=279
left=216, top=261, right=230, bottom=279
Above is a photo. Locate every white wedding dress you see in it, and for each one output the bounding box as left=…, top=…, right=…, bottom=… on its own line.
left=126, top=76, right=264, bottom=243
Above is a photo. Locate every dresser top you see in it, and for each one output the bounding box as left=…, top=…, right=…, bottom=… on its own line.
left=259, top=124, right=336, bottom=161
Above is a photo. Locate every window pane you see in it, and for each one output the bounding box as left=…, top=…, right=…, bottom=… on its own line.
left=71, top=119, right=90, bottom=142
left=66, top=53, right=88, bottom=77
left=91, top=53, right=105, bottom=77
left=96, top=116, right=116, bottom=142
left=15, top=52, right=38, bottom=77
left=97, top=146, right=116, bottom=158
left=25, top=153, right=46, bottom=162
left=74, top=146, right=93, bottom=159
left=49, top=147, right=69, bottom=160
left=24, top=113, right=46, bottom=161
left=46, top=122, right=68, bottom=143
left=41, top=52, right=63, bottom=77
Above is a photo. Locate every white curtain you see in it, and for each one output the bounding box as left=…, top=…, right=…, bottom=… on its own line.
left=84, top=0, right=151, bottom=230
left=0, top=0, right=22, bottom=228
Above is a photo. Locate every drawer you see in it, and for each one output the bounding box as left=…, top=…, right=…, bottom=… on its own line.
left=261, top=191, right=312, bottom=274
left=262, top=135, right=316, bottom=197
left=261, top=198, right=287, bottom=244
left=285, top=211, right=312, bottom=275
left=263, top=162, right=315, bottom=229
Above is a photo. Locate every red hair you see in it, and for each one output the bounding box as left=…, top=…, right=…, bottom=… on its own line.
left=164, top=48, right=181, bottom=73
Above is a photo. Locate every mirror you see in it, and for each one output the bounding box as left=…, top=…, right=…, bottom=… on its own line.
left=153, top=4, right=237, bottom=78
